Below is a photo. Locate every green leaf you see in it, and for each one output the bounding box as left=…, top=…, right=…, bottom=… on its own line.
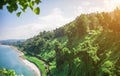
left=34, top=7, right=40, bottom=15
left=7, top=5, right=13, bottom=13
left=29, top=1, right=34, bottom=10
left=29, top=5, right=33, bottom=10
left=35, top=0, right=41, bottom=4
left=13, top=3, right=18, bottom=11
left=30, top=1, right=34, bottom=6
left=16, top=12, right=21, bottom=17
left=27, top=0, right=31, bottom=2
left=21, top=3, right=28, bottom=12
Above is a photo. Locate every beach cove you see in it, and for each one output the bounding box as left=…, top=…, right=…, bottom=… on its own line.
left=0, top=45, right=41, bottom=76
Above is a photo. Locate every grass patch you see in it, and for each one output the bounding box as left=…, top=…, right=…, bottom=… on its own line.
left=24, top=55, right=46, bottom=76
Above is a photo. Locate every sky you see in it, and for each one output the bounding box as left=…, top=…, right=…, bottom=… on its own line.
left=0, top=0, right=120, bottom=40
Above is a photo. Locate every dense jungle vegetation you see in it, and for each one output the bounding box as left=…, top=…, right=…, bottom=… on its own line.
left=10, top=7, right=120, bottom=76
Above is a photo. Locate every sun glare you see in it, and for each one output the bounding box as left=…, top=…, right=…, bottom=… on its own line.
left=104, top=0, right=120, bottom=11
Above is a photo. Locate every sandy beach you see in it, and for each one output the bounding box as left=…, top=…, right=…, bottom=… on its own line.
left=22, top=59, right=41, bottom=76
left=10, top=45, right=41, bottom=76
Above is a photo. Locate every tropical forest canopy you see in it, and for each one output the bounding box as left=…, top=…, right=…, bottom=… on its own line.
left=10, top=7, right=120, bottom=76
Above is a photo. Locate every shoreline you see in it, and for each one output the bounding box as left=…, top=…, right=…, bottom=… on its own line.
left=21, top=59, right=41, bottom=76
left=3, top=45, right=41, bottom=76
left=10, top=46, right=24, bottom=56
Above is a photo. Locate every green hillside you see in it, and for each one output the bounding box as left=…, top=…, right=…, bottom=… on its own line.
left=16, top=7, right=120, bottom=76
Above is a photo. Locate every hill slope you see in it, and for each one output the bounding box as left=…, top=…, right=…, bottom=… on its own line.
left=16, top=7, right=120, bottom=76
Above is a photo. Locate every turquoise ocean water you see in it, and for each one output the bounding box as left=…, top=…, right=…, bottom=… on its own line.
left=0, top=45, right=36, bottom=76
